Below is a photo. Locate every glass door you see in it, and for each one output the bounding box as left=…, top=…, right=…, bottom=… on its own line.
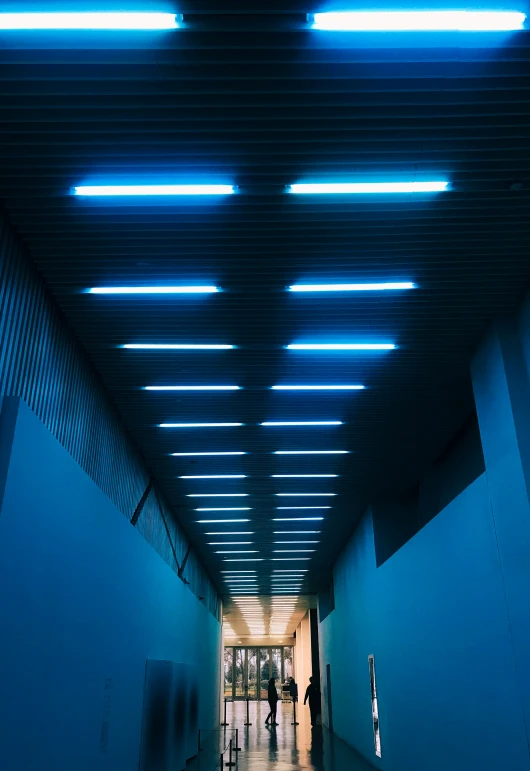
left=259, top=648, right=270, bottom=700
left=247, top=648, right=258, bottom=699
left=234, top=648, right=245, bottom=698
left=224, top=648, right=234, bottom=698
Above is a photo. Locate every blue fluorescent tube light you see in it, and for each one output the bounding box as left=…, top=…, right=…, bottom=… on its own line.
left=0, top=12, right=180, bottom=30
left=172, top=452, right=246, bottom=456
left=277, top=506, right=331, bottom=510
left=180, top=475, right=247, bottom=479
left=276, top=493, right=336, bottom=496
left=273, top=474, right=337, bottom=478
left=209, top=542, right=253, bottom=545
left=125, top=344, right=233, bottom=350
left=271, top=558, right=311, bottom=561
left=197, top=519, right=250, bottom=523
left=289, top=282, right=415, bottom=292
left=273, top=517, right=324, bottom=521
left=273, top=569, right=309, bottom=572
left=189, top=494, right=249, bottom=498
left=145, top=385, right=240, bottom=391
left=262, top=421, right=342, bottom=426
left=273, top=531, right=320, bottom=534
left=275, top=541, right=319, bottom=544
left=223, top=558, right=264, bottom=562
left=287, top=343, right=395, bottom=351
left=274, top=450, right=348, bottom=455
left=309, top=10, right=525, bottom=31
left=89, top=286, right=218, bottom=294
left=196, top=508, right=251, bottom=511
left=216, top=551, right=258, bottom=554
left=162, top=423, right=242, bottom=428
left=75, top=185, right=234, bottom=196
left=221, top=570, right=257, bottom=573
left=272, top=385, right=364, bottom=390
left=289, top=181, right=448, bottom=194
left=207, top=531, right=253, bottom=534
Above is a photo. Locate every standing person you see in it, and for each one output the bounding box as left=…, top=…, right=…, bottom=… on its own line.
left=289, top=677, right=298, bottom=703
left=303, top=676, right=320, bottom=727
left=265, top=677, right=279, bottom=725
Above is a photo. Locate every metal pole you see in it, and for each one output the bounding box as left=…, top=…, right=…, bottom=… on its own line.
left=221, top=698, right=229, bottom=726
left=220, top=752, right=224, bottom=771
left=234, top=728, right=241, bottom=751
left=244, top=697, right=252, bottom=726
left=226, top=738, right=235, bottom=767
left=291, top=699, right=299, bottom=726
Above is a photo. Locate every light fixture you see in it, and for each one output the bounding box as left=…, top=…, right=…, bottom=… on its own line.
left=208, top=542, right=253, bottom=545
left=287, top=343, right=395, bottom=351
left=181, top=475, right=246, bottom=479
left=273, top=517, right=324, bottom=521
left=276, top=507, right=330, bottom=510
left=273, top=569, right=309, bottom=572
left=274, top=541, right=319, bottom=544
left=288, top=182, right=448, bottom=194
left=273, top=550, right=315, bottom=553
left=145, top=385, right=240, bottom=391
left=274, top=450, right=348, bottom=455
left=162, top=423, right=243, bottom=428
left=173, top=452, right=246, bottom=456
left=271, top=558, right=311, bottom=561
left=75, top=184, right=234, bottom=196
left=221, top=570, right=257, bottom=573
left=216, top=551, right=258, bottom=554
left=273, top=474, right=337, bottom=478
left=196, top=508, right=251, bottom=512
left=125, top=344, right=233, bottom=350
left=88, top=286, right=218, bottom=294
left=261, top=420, right=342, bottom=426
left=207, top=531, right=253, bottom=534
left=196, top=519, right=250, bottom=523
left=189, top=494, right=249, bottom=498
left=274, top=531, right=320, bottom=534
left=0, top=11, right=181, bottom=29
left=275, top=493, right=336, bottom=497
left=309, top=10, right=525, bottom=31
left=224, top=558, right=264, bottom=562
left=272, top=385, right=364, bottom=391
left=289, top=282, right=415, bottom=292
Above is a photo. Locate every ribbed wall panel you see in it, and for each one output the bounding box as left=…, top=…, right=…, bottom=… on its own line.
left=0, top=209, right=219, bottom=617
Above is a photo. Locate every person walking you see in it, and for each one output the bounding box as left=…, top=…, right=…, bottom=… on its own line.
left=265, top=677, right=279, bottom=725
left=303, top=676, right=320, bottom=727
left=289, top=677, right=298, bottom=703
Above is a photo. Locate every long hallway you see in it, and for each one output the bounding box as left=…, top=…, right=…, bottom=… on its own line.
left=190, top=702, right=375, bottom=771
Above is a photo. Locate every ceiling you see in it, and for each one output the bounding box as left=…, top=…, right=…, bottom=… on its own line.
left=1, top=2, right=530, bottom=602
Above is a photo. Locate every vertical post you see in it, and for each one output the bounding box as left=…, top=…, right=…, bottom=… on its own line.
left=226, top=738, right=235, bottom=767
left=198, top=729, right=201, bottom=753
left=291, top=699, right=299, bottom=726
left=220, top=753, right=224, bottom=771
left=221, top=698, right=229, bottom=726
left=234, top=728, right=241, bottom=751
left=244, top=697, right=252, bottom=726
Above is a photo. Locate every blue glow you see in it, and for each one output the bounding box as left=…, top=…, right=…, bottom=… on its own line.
left=188, top=494, right=249, bottom=497
left=274, top=450, right=348, bottom=454
left=276, top=493, right=336, bottom=496
left=209, top=542, right=253, bottom=545
left=276, top=506, right=331, bottom=510
left=223, top=558, right=264, bottom=562
left=145, top=385, right=240, bottom=391
left=289, top=282, right=415, bottom=292
left=0, top=12, right=180, bottom=30
left=271, top=558, right=311, bottom=561
left=180, top=475, right=247, bottom=479
left=196, top=519, right=250, bottom=523
left=273, top=569, right=309, bottom=572
left=172, top=452, right=246, bottom=456
left=125, top=344, right=233, bottom=350
left=287, top=343, right=395, bottom=351
left=206, top=531, right=254, bottom=534
left=289, top=181, right=448, bottom=194
left=275, top=541, right=319, bottom=544
left=273, top=474, right=337, bottom=478
left=196, top=508, right=251, bottom=511
left=272, top=385, right=364, bottom=391
left=273, top=531, right=320, bottom=534
left=221, top=570, right=257, bottom=573
left=310, top=11, right=525, bottom=31
left=89, top=286, right=218, bottom=294
left=216, top=550, right=258, bottom=554
left=273, top=517, right=324, bottom=521
left=162, top=423, right=243, bottom=428
left=75, top=184, right=234, bottom=196
left=262, top=421, right=342, bottom=426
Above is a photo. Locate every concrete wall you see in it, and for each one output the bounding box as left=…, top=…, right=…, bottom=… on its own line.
left=319, top=473, right=530, bottom=771
left=0, top=399, right=221, bottom=771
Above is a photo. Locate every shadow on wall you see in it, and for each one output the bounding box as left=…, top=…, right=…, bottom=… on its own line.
left=140, top=660, right=199, bottom=771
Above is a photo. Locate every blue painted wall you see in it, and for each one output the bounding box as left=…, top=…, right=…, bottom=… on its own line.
left=0, top=399, right=221, bottom=771
left=319, top=473, right=530, bottom=771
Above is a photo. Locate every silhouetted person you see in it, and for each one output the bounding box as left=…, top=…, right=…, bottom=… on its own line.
left=289, top=677, right=298, bottom=702
left=304, top=676, right=320, bottom=726
left=265, top=677, right=279, bottom=725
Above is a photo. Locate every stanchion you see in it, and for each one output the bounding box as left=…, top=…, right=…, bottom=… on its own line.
left=234, top=728, right=241, bottom=751
left=221, top=698, right=229, bottom=726
left=220, top=752, right=224, bottom=771
left=225, top=739, right=235, bottom=767
left=244, top=697, right=252, bottom=726
left=291, top=699, right=299, bottom=726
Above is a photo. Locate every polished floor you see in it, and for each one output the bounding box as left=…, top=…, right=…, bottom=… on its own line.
left=189, top=700, right=376, bottom=771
